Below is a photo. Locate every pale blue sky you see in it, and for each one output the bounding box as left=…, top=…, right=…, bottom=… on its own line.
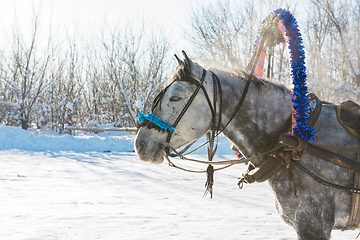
left=0, top=0, right=195, bottom=53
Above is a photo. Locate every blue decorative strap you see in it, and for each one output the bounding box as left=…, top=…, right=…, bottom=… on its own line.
left=137, top=111, right=175, bottom=133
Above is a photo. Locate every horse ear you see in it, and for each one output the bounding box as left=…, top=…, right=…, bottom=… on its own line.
left=174, top=54, right=183, bottom=66
left=182, top=51, right=194, bottom=70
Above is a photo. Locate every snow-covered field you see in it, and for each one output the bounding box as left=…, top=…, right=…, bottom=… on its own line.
left=0, top=125, right=358, bottom=239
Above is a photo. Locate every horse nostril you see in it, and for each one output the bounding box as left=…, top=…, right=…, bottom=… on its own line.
left=136, top=141, right=146, bottom=155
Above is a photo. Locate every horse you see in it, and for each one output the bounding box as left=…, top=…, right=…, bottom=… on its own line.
left=134, top=51, right=360, bottom=240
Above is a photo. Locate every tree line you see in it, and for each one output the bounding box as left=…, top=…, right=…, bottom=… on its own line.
left=0, top=0, right=358, bottom=131
left=0, top=15, right=171, bottom=131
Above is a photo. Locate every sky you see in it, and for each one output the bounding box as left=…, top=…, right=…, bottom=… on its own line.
left=0, top=0, right=195, bottom=54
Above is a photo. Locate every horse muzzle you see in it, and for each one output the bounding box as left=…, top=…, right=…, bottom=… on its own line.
left=135, top=139, right=165, bottom=164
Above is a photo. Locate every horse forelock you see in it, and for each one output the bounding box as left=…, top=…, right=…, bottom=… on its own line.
left=170, top=60, right=207, bottom=85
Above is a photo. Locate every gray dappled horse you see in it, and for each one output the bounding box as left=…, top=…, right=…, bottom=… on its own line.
left=135, top=52, right=359, bottom=240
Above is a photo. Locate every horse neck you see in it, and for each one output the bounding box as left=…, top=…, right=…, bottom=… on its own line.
left=218, top=74, right=292, bottom=166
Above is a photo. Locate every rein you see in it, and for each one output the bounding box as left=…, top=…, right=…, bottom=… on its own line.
left=165, top=144, right=284, bottom=166
left=137, top=61, right=360, bottom=198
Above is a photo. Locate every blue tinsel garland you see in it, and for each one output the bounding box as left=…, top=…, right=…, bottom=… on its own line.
left=275, top=9, right=316, bottom=141
left=254, top=9, right=316, bottom=141
left=137, top=111, right=175, bottom=133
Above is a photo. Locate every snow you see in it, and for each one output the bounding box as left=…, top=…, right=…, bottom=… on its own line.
left=136, top=101, right=144, bottom=110
left=0, top=124, right=358, bottom=239
left=66, top=102, right=74, bottom=111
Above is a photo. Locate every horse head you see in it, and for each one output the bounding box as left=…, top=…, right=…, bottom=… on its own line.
left=135, top=51, right=214, bottom=164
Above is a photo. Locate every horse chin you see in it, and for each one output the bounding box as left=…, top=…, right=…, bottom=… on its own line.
left=150, top=155, right=165, bottom=164
left=150, top=145, right=165, bottom=164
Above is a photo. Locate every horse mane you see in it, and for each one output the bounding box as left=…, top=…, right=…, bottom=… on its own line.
left=170, top=61, right=290, bottom=97
left=209, top=67, right=291, bottom=96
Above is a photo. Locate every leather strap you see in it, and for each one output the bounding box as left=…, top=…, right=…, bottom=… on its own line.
left=239, top=93, right=322, bottom=184
left=336, top=103, right=360, bottom=139
left=345, top=150, right=360, bottom=230
left=251, top=156, right=285, bottom=182
left=165, top=69, right=207, bottom=145
left=238, top=116, right=292, bottom=186
left=308, top=93, right=322, bottom=127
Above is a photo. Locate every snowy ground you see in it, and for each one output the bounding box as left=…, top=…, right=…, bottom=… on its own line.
left=0, top=125, right=359, bottom=239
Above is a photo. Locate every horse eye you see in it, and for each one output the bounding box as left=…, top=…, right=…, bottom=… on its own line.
left=169, top=96, right=182, bottom=102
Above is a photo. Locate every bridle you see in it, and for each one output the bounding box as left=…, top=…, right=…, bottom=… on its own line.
left=138, top=68, right=220, bottom=155
left=137, top=62, right=257, bottom=160
left=163, top=69, right=218, bottom=155
left=136, top=65, right=253, bottom=197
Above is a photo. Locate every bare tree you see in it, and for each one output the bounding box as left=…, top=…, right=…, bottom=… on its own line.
left=186, top=0, right=299, bottom=74
left=101, top=21, right=171, bottom=126
left=186, top=0, right=360, bottom=105
left=9, top=15, right=55, bottom=130
left=0, top=6, right=173, bottom=130
left=307, top=0, right=360, bottom=102
left=186, top=0, right=248, bottom=68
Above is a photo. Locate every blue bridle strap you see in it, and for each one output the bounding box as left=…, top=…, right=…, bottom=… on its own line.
left=136, top=111, right=175, bottom=133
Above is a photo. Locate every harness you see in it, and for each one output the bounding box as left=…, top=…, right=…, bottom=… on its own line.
left=137, top=63, right=360, bottom=198
left=136, top=8, right=360, bottom=230
left=237, top=93, right=322, bottom=187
